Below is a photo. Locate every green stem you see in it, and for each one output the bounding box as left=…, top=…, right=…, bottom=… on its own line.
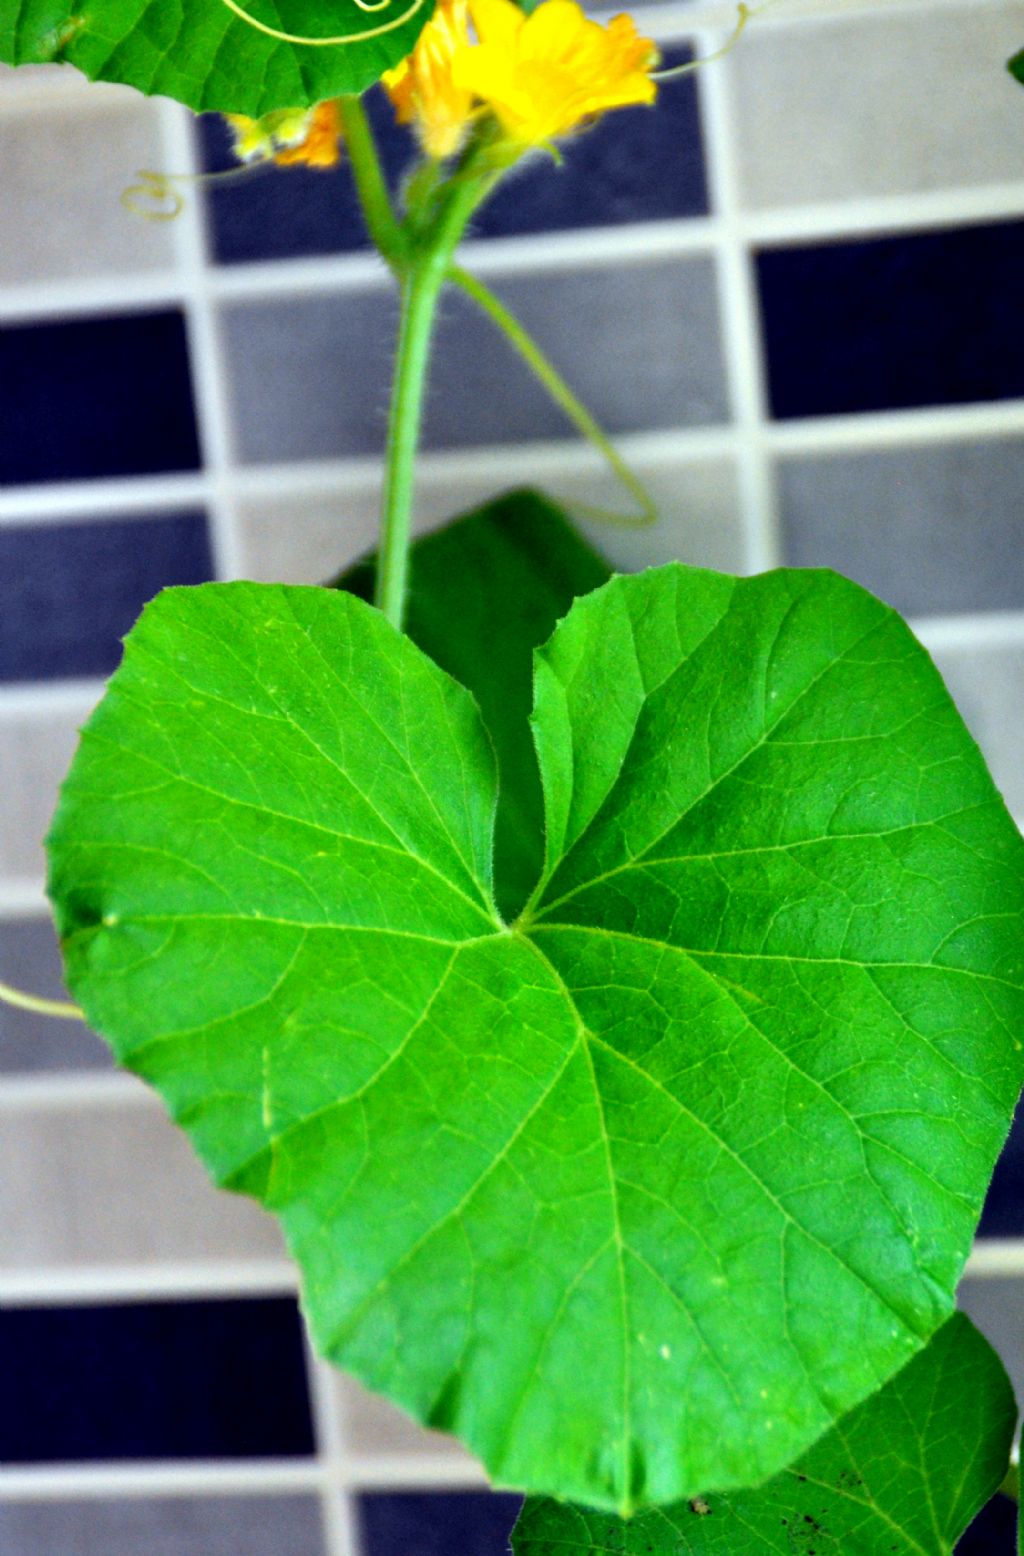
left=375, top=261, right=447, bottom=627
left=337, top=95, right=405, bottom=267
left=0, top=978, right=83, bottom=1021
left=374, top=174, right=495, bottom=629
left=449, top=265, right=657, bottom=528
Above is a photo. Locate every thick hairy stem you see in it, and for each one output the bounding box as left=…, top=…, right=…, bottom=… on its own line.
left=375, top=258, right=447, bottom=627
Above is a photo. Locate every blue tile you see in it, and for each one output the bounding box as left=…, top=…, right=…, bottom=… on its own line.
left=1, top=1298, right=315, bottom=1463
left=358, top=1492, right=523, bottom=1556
left=978, top=1098, right=1024, bottom=1238
left=198, top=92, right=408, bottom=264
left=201, top=51, right=706, bottom=265
left=0, top=312, right=200, bottom=485
left=757, top=220, right=1024, bottom=419
left=0, top=512, right=214, bottom=683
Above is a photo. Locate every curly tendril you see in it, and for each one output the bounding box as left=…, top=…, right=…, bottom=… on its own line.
left=215, top=0, right=429, bottom=47
left=650, top=2, right=750, bottom=81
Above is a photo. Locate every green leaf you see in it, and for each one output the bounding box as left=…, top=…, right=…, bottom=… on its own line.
left=512, top=1313, right=1017, bottom=1556
left=0, top=0, right=433, bottom=114
left=338, top=489, right=611, bottom=921
left=46, top=561, right=1024, bottom=1513
left=1009, top=47, right=1024, bottom=84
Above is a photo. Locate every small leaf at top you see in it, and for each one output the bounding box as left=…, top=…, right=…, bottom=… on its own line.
left=512, top=1313, right=1017, bottom=1556
left=1009, top=47, right=1024, bottom=84
left=46, top=560, right=1024, bottom=1513
left=0, top=0, right=435, bottom=114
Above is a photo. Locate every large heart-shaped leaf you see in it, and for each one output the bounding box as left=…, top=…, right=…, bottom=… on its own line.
left=0, top=0, right=433, bottom=113
left=46, top=561, right=1024, bottom=1512
left=512, top=1313, right=1017, bottom=1556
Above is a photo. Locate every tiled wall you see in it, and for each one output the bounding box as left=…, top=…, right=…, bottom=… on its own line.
left=2, top=0, right=1023, bottom=1550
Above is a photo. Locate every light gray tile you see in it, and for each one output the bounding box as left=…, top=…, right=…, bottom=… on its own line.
left=224, top=259, right=727, bottom=464
left=929, top=643, right=1024, bottom=819
left=0, top=700, right=94, bottom=882
left=1, top=1097, right=286, bottom=1267
left=336, top=1373, right=481, bottom=1466
left=423, top=260, right=728, bottom=449
left=0, top=102, right=176, bottom=284
left=958, top=1277, right=1024, bottom=1416
left=233, top=457, right=743, bottom=585
left=731, top=2, right=1024, bottom=208
left=0, top=915, right=111, bottom=1072
left=0, top=1495, right=325, bottom=1556
left=777, top=440, right=1024, bottom=617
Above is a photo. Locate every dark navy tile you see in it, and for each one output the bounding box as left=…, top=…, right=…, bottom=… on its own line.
left=0, top=1298, right=314, bottom=1462
left=0, top=512, right=214, bottom=683
left=0, top=312, right=200, bottom=485
left=358, top=1492, right=523, bottom=1556
left=200, top=52, right=706, bottom=265
left=955, top=1494, right=1016, bottom=1554
left=978, top=1098, right=1024, bottom=1238
left=758, top=220, right=1024, bottom=419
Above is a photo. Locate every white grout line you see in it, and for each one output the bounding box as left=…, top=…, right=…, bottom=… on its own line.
left=346, top=1455, right=491, bottom=1489
left=159, top=101, right=245, bottom=583
left=0, top=1072, right=155, bottom=1110
left=0, top=1261, right=299, bottom=1307
left=0, top=679, right=104, bottom=717
left=698, top=23, right=781, bottom=572
left=964, top=1240, right=1024, bottom=1279
left=0, top=1454, right=493, bottom=1502
left=0, top=1460, right=326, bottom=1501
left=913, top=611, right=1024, bottom=652
left=6, top=182, right=1024, bottom=327
left=0, top=879, right=51, bottom=916
left=0, top=473, right=212, bottom=524
left=305, top=1343, right=360, bottom=1556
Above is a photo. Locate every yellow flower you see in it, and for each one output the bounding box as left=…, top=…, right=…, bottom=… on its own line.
left=383, top=0, right=476, bottom=161
left=224, top=101, right=344, bottom=169
left=274, top=101, right=344, bottom=167
left=451, top=0, right=658, bottom=148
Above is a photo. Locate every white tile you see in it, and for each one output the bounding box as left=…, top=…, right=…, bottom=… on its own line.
left=730, top=2, right=1024, bottom=208
left=1, top=1099, right=286, bottom=1268
left=0, top=102, right=176, bottom=285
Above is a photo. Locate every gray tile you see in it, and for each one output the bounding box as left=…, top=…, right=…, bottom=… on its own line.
left=233, top=456, right=743, bottom=585
left=1, top=1098, right=286, bottom=1267
left=336, top=1373, right=481, bottom=1466
left=224, top=259, right=727, bottom=464
left=0, top=1495, right=325, bottom=1556
left=0, top=915, right=112, bottom=1072
left=0, top=102, right=176, bottom=284
left=0, top=700, right=94, bottom=882
left=777, top=439, right=1024, bottom=617
left=958, top=1277, right=1024, bottom=1416
left=731, top=2, right=1024, bottom=209
left=929, top=643, right=1024, bottom=819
